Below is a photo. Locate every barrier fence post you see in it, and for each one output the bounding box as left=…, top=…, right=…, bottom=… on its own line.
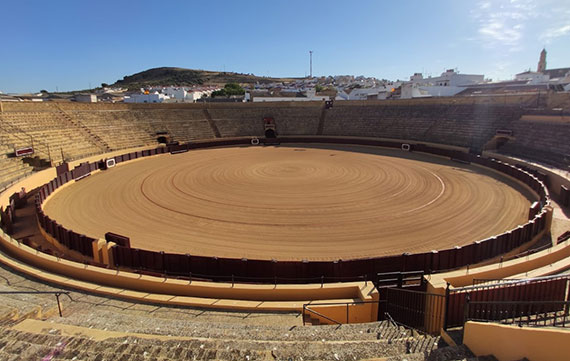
left=444, top=282, right=450, bottom=330
left=463, top=293, right=471, bottom=326
left=55, top=293, right=62, bottom=317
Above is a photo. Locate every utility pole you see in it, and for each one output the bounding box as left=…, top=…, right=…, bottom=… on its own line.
left=309, top=51, right=313, bottom=78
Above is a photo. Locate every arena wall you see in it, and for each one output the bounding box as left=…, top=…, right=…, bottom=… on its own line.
left=21, top=136, right=551, bottom=284
left=484, top=151, right=570, bottom=201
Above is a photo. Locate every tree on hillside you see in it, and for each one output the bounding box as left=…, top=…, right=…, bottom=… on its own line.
left=212, top=83, right=245, bottom=97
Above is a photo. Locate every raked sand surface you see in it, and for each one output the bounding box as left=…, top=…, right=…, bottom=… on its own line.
left=43, top=145, right=533, bottom=261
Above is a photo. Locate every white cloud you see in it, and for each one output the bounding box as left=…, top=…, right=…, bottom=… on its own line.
left=470, top=0, right=538, bottom=51
left=540, top=24, right=570, bottom=43
left=472, top=0, right=570, bottom=48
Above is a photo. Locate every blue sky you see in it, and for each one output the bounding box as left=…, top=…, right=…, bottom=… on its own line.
left=1, top=0, right=569, bottom=93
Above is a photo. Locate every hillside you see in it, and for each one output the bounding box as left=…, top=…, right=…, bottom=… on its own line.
left=113, top=67, right=300, bottom=89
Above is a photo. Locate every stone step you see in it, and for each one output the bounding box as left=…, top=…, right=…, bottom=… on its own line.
left=56, top=308, right=402, bottom=341
left=0, top=324, right=439, bottom=361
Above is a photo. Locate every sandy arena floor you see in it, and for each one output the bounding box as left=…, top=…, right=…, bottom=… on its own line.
left=43, top=145, right=534, bottom=261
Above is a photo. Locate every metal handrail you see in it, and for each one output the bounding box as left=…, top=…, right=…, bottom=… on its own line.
left=456, top=274, right=570, bottom=292
left=465, top=300, right=570, bottom=328
left=303, top=306, right=342, bottom=326
left=0, top=291, right=72, bottom=317
left=386, top=287, right=445, bottom=297
left=469, top=300, right=570, bottom=305
left=302, top=300, right=385, bottom=326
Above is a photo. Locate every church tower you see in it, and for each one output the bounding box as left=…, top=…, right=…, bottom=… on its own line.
left=537, top=48, right=547, bottom=73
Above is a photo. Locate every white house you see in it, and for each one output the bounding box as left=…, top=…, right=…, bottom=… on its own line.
left=515, top=71, right=550, bottom=84
left=400, top=69, right=485, bottom=99
left=249, top=88, right=329, bottom=102
left=160, top=86, right=220, bottom=102
left=124, top=92, right=169, bottom=103
left=410, top=69, right=484, bottom=87
left=74, top=94, right=97, bottom=103
left=336, top=84, right=401, bottom=101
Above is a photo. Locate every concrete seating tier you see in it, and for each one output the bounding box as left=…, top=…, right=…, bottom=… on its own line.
left=0, top=145, right=33, bottom=189
left=498, top=119, right=570, bottom=167
left=0, top=111, right=102, bottom=163
left=0, top=322, right=438, bottom=361
left=0, top=160, right=32, bottom=190
left=208, top=107, right=268, bottom=137
left=0, top=262, right=439, bottom=360
left=323, top=104, right=523, bottom=151
left=260, top=106, right=322, bottom=135
left=129, top=109, right=215, bottom=142
left=68, top=110, right=157, bottom=150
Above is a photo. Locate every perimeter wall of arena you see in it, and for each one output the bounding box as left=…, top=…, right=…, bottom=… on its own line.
left=24, top=136, right=551, bottom=284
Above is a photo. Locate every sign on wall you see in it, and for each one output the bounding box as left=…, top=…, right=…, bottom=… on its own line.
left=15, top=147, right=34, bottom=157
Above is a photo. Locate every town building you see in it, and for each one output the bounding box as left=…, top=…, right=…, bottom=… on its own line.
left=124, top=92, right=169, bottom=103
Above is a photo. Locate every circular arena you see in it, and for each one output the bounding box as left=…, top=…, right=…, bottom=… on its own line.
left=29, top=133, right=550, bottom=283
left=43, top=144, right=533, bottom=262
left=0, top=99, right=568, bottom=361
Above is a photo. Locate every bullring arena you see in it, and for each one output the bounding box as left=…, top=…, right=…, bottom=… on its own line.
left=0, top=96, right=570, bottom=360
left=43, top=144, right=532, bottom=261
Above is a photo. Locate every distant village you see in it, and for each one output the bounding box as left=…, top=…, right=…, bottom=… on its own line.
left=1, top=49, right=569, bottom=104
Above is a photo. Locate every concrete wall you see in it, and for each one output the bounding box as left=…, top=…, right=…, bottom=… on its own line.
left=464, top=321, right=570, bottom=361
left=0, top=226, right=377, bottom=304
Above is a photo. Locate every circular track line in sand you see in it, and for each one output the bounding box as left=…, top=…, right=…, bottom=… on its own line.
left=43, top=145, right=534, bottom=261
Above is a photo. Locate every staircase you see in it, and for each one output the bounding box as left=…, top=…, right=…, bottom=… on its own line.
left=0, top=319, right=441, bottom=361
left=317, top=105, right=327, bottom=135
left=54, top=105, right=111, bottom=152
left=203, top=108, right=222, bottom=138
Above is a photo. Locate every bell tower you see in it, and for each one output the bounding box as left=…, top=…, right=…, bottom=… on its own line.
left=537, top=48, right=547, bottom=73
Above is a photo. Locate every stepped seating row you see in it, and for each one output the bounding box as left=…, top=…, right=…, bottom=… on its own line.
left=0, top=325, right=436, bottom=361
left=0, top=262, right=301, bottom=329
left=209, top=108, right=267, bottom=137
left=68, top=110, right=156, bottom=150
left=0, top=111, right=101, bottom=163
left=130, top=109, right=215, bottom=142
left=323, top=104, right=523, bottom=151
left=0, top=262, right=438, bottom=360
left=498, top=120, right=570, bottom=167
left=264, top=106, right=322, bottom=135
left=0, top=151, right=32, bottom=190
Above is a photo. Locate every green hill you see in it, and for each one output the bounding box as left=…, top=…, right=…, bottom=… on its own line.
left=113, top=67, right=300, bottom=89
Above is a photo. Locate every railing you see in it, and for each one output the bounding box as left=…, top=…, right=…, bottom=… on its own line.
left=466, top=274, right=570, bottom=290
left=0, top=291, right=72, bottom=317
left=445, top=275, right=570, bottom=330
left=302, top=300, right=385, bottom=326
left=472, top=278, right=524, bottom=286
left=465, top=300, right=570, bottom=328
left=385, top=287, right=446, bottom=335
left=163, top=271, right=369, bottom=285
left=376, top=270, right=424, bottom=289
